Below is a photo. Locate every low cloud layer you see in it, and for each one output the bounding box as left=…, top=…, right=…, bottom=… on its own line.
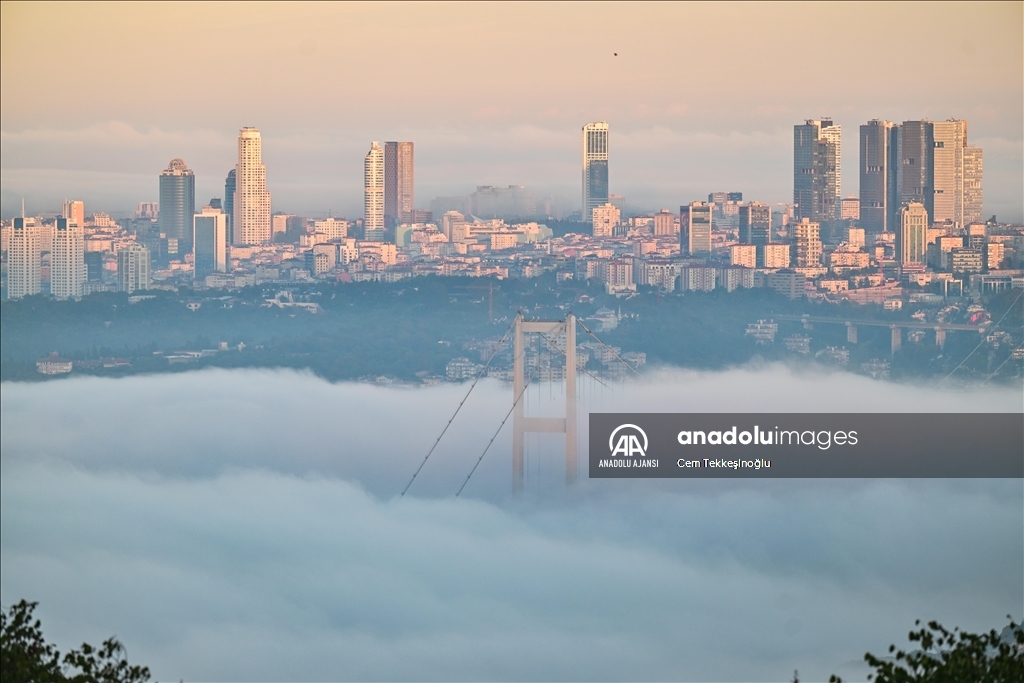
left=1, top=366, right=1021, bottom=681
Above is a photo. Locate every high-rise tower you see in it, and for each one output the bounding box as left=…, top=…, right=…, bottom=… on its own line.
left=61, top=200, right=85, bottom=227
left=897, top=120, right=933, bottom=218
left=582, top=122, right=609, bottom=222
left=234, top=128, right=271, bottom=245
left=738, top=202, right=771, bottom=245
left=897, top=202, right=928, bottom=266
left=859, top=120, right=899, bottom=233
left=158, top=159, right=196, bottom=251
left=364, top=142, right=385, bottom=241
left=384, top=141, right=414, bottom=228
left=51, top=217, right=85, bottom=299
left=793, top=119, right=841, bottom=228
left=224, top=168, right=236, bottom=243
left=680, top=202, right=713, bottom=256
left=7, top=216, right=41, bottom=299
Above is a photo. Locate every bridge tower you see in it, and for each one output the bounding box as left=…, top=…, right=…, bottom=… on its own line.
left=512, top=312, right=577, bottom=492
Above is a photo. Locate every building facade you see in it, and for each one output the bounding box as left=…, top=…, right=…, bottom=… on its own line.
left=224, top=169, right=236, bottom=243
left=234, top=128, right=271, bottom=245
left=793, top=218, right=822, bottom=267
left=592, top=203, right=620, bottom=238
left=7, top=217, right=41, bottom=299
left=897, top=202, right=928, bottom=266
left=738, top=201, right=771, bottom=245
left=794, top=119, right=841, bottom=226
left=384, top=141, right=414, bottom=227
left=61, top=199, right=85, bottom=227
left=364, top=141, right=385, bottom=241
left=51, top=217, right=86, bottom=298
left=159, top=159, right=196, bottom=250
left=582, top=122, right=609, bottom=221
left=963, top=146, right=983, bottom=224
left=859, top=119, right=899, bottom=233
left=193, top=206, right=228, bottom=280
left=117, top=244, right=151, bottom=293
left=680, top=202, right=713, bottom=255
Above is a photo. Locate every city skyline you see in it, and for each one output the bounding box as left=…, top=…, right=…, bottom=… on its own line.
left=1, top=2, right=1020, bottom=221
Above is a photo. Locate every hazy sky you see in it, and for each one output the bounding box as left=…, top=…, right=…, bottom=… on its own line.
left=2, top=366, right=1021, bottom=680
left=2, top=2, right=1022, bottom=219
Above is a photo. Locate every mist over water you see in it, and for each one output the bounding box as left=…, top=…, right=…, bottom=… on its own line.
left=1, top=365, right=1021, bottom=681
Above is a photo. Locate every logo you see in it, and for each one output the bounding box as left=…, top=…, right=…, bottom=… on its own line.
left=609, top=424, right=648, bottom=457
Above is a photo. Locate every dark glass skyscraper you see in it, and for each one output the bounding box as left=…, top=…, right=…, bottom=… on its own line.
left=158, top=159, right=195, bottom=251
left=793, top=119, right=840, bottom=225
left=224, top=169, right=236, bottom=244
left=738, top=202, right=771, bottom=245
left=859, top=120, right=900, bottom=233
left=384, top=141, right=414, bottom=229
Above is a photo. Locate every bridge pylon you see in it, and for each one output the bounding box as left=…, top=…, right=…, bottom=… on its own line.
left=512, top=312, right=577, bottom=493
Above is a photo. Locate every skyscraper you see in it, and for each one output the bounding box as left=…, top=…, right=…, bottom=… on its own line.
left=680, top=202, right=712, bottom=256
left=193, top=206, right=228, bottom=281
left=117, top=244, right=151, bottom=293
left=738, top=202, right=771, bottom=245
left=582, top=122, right=609, bottom=221
left=158, top=159, right=196, bottom=251
left=364, top=141, right=385, bottom=241
left=897, top=202, right=928, bottom=266
left=61, top=199, right=85, bottom=227
left=384, top=141, right=414, bottom=227
left=931, top=119, right=967, bottom=227
left=224, top=169, right=236, bottom=243
left=51, top=217, right=85, bottom=299
left=963, top=145, right=983, bottom=224
left=859, top=119, right=899, bottom=233
left=7, top=217, right=41, bottom=299
left=897, top=120, right=933, bottom=217
left=234, top=128, right=271, bottom=245
left=793, top=119, right=840, bottom=227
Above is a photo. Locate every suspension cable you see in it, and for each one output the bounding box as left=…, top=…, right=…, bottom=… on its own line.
left=456, top=368, right=536, bottom=498
left=401, top=319, right=515, bottom=496
left=576, top=318, right=643, bottom=377
left=935, top=288, right=1023, bottom=388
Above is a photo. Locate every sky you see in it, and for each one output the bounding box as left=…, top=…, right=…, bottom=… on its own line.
left=1, top=1, right=1022, bottom=220
left=1, top=365, right=1022, bottom=681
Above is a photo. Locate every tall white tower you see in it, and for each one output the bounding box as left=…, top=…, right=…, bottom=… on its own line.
left=7, top=216, right=41, bottom=299
left=582, top=122, right=609, bottom=222
left=364, top=141, right=385, bottom=241
left=234, top=127, right=271, bottom=245
left=51, top=217, right=86, bottom=299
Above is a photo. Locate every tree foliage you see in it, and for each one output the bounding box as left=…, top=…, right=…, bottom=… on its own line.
left=0, top=600, right=150, bottom=683
left=830, top=617, right=1024, bottom=683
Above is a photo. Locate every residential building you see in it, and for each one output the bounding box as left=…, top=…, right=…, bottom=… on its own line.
left=51, top=217, right=85, bottom=298
left=582, top=122, right=609, bottom=221
left=840, top=197, right=860, bottom=221
left=897, top=202, right=928, bottom=266
left=653, top=209, right=677, bottom=236
left=159, top=158, right=196, bottom=251
left=680, top=201, right=712, bottom=255
left=762, top=243, right=791, bottom=269
left=62, top=200, right=85, bottom=227
left=592, top=203, right=620, bottom=238
left=384, top=141, right=414, bottom=227
left=793, top=218, right=822, bottom=267
left=847, top=227, right=866, bottom=249
left=7, top=217, right=41, bottom=299
left=271, top=213, right=292, bottom=237
left=730, top=244, right=757, bottom=268
left=117, top=244, right=151, bottom=293
left=193, top=206, right=228, bottom=280
left=234, top=128, right=271, bottom=245
left=364, top=141, right=385, bottom=241
left=313, top=217, right=349, bottom=240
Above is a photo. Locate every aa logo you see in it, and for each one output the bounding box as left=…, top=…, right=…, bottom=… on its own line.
left=609, top=424, right=648, bottom=457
